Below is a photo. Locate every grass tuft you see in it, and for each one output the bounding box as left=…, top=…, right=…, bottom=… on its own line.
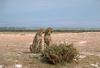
left=42, top=43, right=79, bottom=65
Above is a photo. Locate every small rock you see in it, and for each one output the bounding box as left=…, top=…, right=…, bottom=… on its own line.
left=90, top=63, right=100, bottom=68
left=78, top=55, right=86, bottom=60
left=0, top=65, right=4, bottom=68
left=79, top=41, right=87, bottom=44
left=15, top=64, right=22, bottom=68
left=29, top=53, right=41, bottom=59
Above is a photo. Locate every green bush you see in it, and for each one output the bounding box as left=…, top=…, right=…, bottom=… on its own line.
left=42, top=43, right=79, bottom=65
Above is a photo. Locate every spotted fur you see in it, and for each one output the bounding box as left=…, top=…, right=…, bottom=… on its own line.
left=44, top=27, right=53, bottom=46
left=30, top=28, right=45, bottom=53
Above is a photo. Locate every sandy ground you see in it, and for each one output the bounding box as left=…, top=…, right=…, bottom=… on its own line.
left=0, top=32, right=100, bottom=68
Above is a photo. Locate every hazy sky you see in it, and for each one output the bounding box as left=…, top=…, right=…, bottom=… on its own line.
left=0, top=0, right=100, bottom=28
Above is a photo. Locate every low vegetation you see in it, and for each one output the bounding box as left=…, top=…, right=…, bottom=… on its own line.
left=0, top=27, right=100, bottom=32
left=42, top=43, right=79, bottom=65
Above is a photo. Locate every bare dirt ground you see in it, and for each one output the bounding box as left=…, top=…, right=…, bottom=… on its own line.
left=0, top=32, right=100, bottom=68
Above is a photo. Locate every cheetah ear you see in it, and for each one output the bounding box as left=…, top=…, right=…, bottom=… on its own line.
left=50, top=28, right=53, bottom=33
left=39, top=28, right=45, bottom=33
left=43, top=29, right=45, bottom=33
left=48, top=27, right=54, bottom=33
left=51, top=29, right=54, bottom=33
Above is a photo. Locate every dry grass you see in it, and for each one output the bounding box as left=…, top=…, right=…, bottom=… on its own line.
left=42, top=43, right=79, bottom=65
left=0, top=32, right=100, bottom=68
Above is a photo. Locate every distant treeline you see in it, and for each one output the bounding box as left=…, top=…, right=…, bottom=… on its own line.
left=0, top=27, right=36, bottom=32
left=0, top=27, right=100, bottom=32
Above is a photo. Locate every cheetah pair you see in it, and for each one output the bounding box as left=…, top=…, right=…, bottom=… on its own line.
left=30, top=27, right=53, bottom=53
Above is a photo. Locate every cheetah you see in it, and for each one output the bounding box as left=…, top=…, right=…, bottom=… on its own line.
left=44, top=27, right=53, bottom=47
left=30, top=28, right=45, bottom=53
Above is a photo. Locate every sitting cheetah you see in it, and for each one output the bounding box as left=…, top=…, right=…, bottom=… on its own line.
left=44, top=27, right=53, bottom=47
left=30, top=28, right=45, bottom=53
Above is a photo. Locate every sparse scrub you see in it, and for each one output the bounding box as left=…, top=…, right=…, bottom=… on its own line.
left=42, top=43, right=79, bottom=65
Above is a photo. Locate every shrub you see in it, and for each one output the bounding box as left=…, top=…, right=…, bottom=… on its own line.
left=42, top=43, right=79, bottom=65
